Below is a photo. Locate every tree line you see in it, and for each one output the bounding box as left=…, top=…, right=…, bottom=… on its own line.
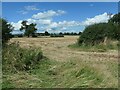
left=1, top=13, right=120, bottom=45
left=13, top=31, right=82, bottom=37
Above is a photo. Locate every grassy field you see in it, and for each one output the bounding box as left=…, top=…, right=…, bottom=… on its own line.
left=3, top=36, right=118, bottom=88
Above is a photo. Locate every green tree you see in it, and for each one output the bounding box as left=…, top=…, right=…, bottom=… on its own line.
left=1, top=18, right=13, bottom=44
left=109, top=13, right=120, bottom=40
left=78, top=13, right=120, bottom=46
left=109, top=13, right=120, bottom=24
left=20, top=20, right=37, bottom=37
left=78, top=23, right=107, bottom=46
left=44, top=31, right=50, bottom=36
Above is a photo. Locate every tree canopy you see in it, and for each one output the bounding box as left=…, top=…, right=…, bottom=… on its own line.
left=78, top=13, right=120, bottom=46
left=20, top=20, right=37, bottom=37
left=1, top=18, right=13, bottom=44
left=109, top=13, right=120, bottom=24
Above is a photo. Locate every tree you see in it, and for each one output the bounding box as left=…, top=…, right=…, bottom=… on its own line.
left=109, top=13, right=120, bottom=24
left=59, top=32, right=63, bottom=35
left=1, top=18, right=13, bottom=44
left=78, top=13, right=120, bottom=46
left=78, top=23, right=105, bottom=45
left=108, top=13, right=120, bottom=40
left=78, top=32, right=82, bottom=35
left=20, top=20, right=37, bottom=37
left=44, top=31, right=50, bottom=36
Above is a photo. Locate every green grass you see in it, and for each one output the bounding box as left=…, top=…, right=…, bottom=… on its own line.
left=2, top=42, right=118, bottom=88
left=2, top=58, right=118, bottom=88
left=68, top=42, right=118, bottom=52
left=2, top=42, right=44, bottom=88
left=2, top=42, right=43, bottom=73
left=2, top=76, right=15, bottom=88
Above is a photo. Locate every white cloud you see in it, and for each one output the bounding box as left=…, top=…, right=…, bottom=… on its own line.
left=17, top=10, right=28, bottom=14
left=11, top=18, right=81, bottom=33
left=11, top=20, right=22, bottom=30
left=58, top=20, right=81, bottom=27
left=18, top=5, right=39, bottom=14
left=13, top=10, right=113, bottom=33
left=32, top=10, right=66, bottom=19
left=82, top=12, right=113, bottom=26
left=12, top=12, right=112, bottom=33
left=27, top=18, right=52, bottom=25
left=43, top=20, right=81, bottom=33
left=24, top=5, right=39, bottom=11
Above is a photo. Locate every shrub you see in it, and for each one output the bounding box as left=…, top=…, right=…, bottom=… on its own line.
left=1, top=18, right=13, bottom=45
left=78, top=13, right=120, bottom=46
left=78, top=23, right=107, bottom=46
left=50, top=34, right=64, bottom=37
left=2, top=42, right=43, bottom=73
left=78, top=22, right=119, bottom=46
left=12, top=34, right=23, bottom=38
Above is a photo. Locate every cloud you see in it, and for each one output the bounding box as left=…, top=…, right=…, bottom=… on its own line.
left=17, top=10, right=28, bottom=14
left=27, top=18, right=52, bottom=25
left=82, top=12, right=113, bottom=26
left=58, top=20, right=81, bottom=27
left=43, top=20, right=81, bottom=33
left=32, top=10, right=66, bottom=19
left=11, top=20, right=22, bottom=30
left=18, top=5, right=39, bottom=14
left=24, top=5, right=39, bottom=11
left=11, top=19, right=82, bottom=33
left=12, top=9, right=86, bottom=33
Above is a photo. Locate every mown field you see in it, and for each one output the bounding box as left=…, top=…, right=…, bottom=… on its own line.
left=3, top=36, right=118, bottom=88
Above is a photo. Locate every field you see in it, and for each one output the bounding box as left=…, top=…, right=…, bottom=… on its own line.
left=3, top=36, right=118, bottom=88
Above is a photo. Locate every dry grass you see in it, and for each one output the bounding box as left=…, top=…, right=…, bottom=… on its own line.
left=4, top=36, right=118, bottom=88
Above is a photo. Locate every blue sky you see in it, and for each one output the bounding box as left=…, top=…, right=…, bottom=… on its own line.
left=2, top=2, right=118, bottom=34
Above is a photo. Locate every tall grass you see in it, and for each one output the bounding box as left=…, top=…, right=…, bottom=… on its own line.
left=68, top=40, right=119, bottom=52
left=2, top=42, right=43, bottom=73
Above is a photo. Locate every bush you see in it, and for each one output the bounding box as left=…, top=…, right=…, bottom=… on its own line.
left=50, top=34, right=64, bottom=37
left=78, top=13, right=120, bottom=46
left=78, top=23, right=107, bottom=46
left=2, top=42, right=43, bottom=73
left=78, top=22, right=119, bottom=46
left=32, top=34, right=38, bottom=37
left=12, top=34, right=23, bottom=38
left=1, top=18, right=13, bottom=45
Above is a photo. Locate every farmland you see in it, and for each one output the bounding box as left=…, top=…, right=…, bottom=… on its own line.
left=3, top=36, right=118, bottom=88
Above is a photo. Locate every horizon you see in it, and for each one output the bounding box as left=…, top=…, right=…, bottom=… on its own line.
left=2, top=2, right=118, bottom=34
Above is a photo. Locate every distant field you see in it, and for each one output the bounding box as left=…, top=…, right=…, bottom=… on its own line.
left=3, top=36, right=118, bottom=88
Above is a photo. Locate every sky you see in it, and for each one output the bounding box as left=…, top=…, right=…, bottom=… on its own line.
left=2, top=2, right=118, bottom=34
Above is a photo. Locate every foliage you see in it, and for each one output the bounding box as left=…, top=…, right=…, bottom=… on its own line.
left=78, top=13, right=120, bottom=46
left=109, top=13, right=120, bottom=24
left=12, top=34, right=23, bottom=38
left=63, top=32, right=81, bottom=35
left=2, top=42, right=43, bottom=73
left=78, top=23, right=107, bottom=46
left=108, top=13, right=120, bottom=40
left=69, top=41, right=118, bottom=52
left=1, top=18, right=13, bottom=44
left=20, top=20, right=37, bottom=37
left=50, top=34, right=64, bottom=37
left=44, top=31, right=50, bottom=36
left=2, top=58, right=118, bottom=88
